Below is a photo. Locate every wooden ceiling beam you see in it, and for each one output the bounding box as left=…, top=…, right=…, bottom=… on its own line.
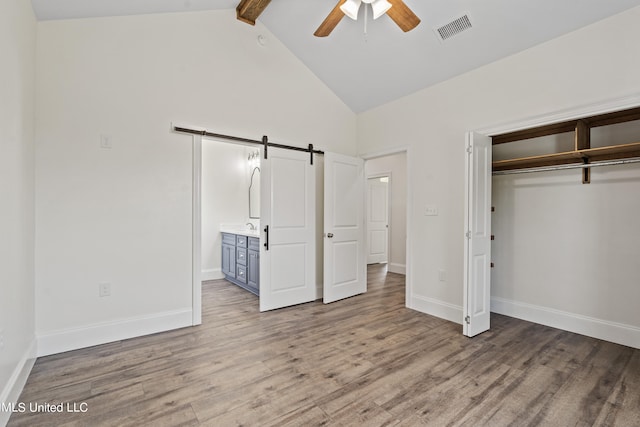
left=236, top=0, right=272, bottom=25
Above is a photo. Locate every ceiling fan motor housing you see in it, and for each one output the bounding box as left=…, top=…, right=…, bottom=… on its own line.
left=342, top=0, right=392, bottom=21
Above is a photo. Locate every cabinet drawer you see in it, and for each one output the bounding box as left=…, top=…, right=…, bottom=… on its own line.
left=222, top=233, right=236, bottom=245
left=236, top=265, right=247, bottom=283
left=236, top=247, right=247, bottom=265
left=236, top=235, right=247, bottom=248
left=248, top=237, right=260, bottom=251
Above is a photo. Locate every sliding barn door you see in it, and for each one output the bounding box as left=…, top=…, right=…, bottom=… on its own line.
left=324, top=152, right=366, bottom=304
left=463, top=132, right=492, bottom=336
left=260, top=147, right=316, bottom=311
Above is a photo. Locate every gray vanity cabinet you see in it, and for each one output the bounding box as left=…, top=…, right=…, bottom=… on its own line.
left=235, top=235, right=247, bottom=285
left=221, top=233, right=236, bottom=278
left=247, top=237, right=260, bottom=291
left=221, top=232, right=259, bottom=295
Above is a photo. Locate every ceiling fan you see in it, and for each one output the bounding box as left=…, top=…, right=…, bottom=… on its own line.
left=314, top=0, right=420, bottom=37
left=235, top=0, right=420, bottom=37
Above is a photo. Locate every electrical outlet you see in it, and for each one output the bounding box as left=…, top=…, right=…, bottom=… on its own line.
left=425, top=206, right=439, bottom=216
left=438, top=270, right=447, bottom=282
left=99, top=282, right=111, bottom=297
left=0, top=329, right=5, bottom=350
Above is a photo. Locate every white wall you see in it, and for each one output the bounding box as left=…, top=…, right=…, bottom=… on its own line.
left=365, top=153, right=407, bottom=274
left=0, top=0, right=37, bottom=420
left=35, top=10, right=357, bottom=356
left=201, top=140, right=256, bottom=281
left=357, top=5, right=640, bottom=345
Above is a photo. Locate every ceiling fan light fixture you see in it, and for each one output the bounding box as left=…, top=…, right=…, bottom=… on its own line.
left=370, top=0, right=391, bottom=20
left=340, top=0, right=361, bottom=20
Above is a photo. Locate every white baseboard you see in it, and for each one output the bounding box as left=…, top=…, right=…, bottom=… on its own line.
left=0, top=339, right=37, bottom=427
left=410, top=295, right=463, bottom=325
left=202, top=268, right=224, bottom=281
left=37, top=309, right=193, bottom=357
left=388, top=263, right=406, bottom=275
left=491, top=297, right=640, bottom=349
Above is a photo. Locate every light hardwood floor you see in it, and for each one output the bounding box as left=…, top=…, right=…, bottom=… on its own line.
left=9, top=265, right=640, bottom=426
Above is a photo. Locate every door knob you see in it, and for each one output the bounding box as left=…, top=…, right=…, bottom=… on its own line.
left=327, top=233, right=334, bottom=238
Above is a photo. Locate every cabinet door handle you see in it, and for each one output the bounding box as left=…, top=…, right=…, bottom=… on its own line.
left=264, top=225, right=269, bottom=251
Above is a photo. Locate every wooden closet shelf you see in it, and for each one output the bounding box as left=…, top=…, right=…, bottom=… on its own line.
left=493, top=151, right=583, bottom=171
left=493, top=141, right=640, bottom=171
left=580, top=141, right=640, bottom=162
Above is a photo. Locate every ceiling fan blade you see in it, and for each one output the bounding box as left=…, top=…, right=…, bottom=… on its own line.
left=314, top=0, right=347, bottom=37
left=236, top=0, right=272, bottom=25
left=386, top=0, right=421, bottom=32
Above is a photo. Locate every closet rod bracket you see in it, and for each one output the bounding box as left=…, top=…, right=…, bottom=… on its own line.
left=582, top=158, right=591, bottom=184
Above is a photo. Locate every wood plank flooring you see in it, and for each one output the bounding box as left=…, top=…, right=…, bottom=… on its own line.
left=8, top=264, right=640, bottom=426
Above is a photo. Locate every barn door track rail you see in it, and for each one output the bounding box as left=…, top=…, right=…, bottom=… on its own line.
left=174, top=126, right=323, bottom=165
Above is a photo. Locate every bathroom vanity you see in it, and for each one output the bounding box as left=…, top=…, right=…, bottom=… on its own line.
left=221, top=231, right=260, bottom=295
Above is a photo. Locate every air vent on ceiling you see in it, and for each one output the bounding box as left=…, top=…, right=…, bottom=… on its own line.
left=436, top=14, right=472, bottom=41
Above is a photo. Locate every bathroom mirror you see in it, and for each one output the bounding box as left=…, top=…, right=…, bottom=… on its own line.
left=249, top=166, right=260, bottom=219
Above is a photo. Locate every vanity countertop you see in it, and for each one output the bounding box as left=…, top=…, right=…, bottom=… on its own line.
left=220, top=225, right=260, bottom=238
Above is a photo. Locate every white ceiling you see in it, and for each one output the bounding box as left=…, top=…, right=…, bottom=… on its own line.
left=31, top=0, right=640, bottom=112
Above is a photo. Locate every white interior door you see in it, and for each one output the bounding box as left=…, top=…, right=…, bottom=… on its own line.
left=367, top=177, right=389, bottom=264
left=463, top=132, right=492, bottom=336
left=324, top=152, right=366, bottom=304
left=260, top=147, right=316, bottom=311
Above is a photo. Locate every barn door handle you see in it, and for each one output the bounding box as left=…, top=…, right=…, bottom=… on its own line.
left=327, top=233, right=334, bottom=238
left=264, top=226, right=269, bottom=251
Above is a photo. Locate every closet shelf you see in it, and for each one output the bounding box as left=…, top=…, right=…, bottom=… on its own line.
left=493, top=141, right=640, bottom=172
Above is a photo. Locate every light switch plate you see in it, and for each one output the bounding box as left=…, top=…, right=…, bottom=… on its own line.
left=100, top=134, right=112, bottom=149
left=99, top=282, right=111, bottom=297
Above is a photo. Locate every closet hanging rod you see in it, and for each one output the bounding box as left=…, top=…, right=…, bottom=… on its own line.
left=493, top=157, right=640, bottom=176
left=173, top=126, right=324, bottom=156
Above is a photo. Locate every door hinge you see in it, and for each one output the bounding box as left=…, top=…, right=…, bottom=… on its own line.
left=465, top=316, right=471, bottom=324
left=466, top=231, right=472, bottom=239
left=466, top=146, right=473, bottom=154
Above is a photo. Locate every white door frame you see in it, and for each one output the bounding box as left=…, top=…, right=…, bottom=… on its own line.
left=466, top=93, right=640, bottom=333
left=192, top=133, right=203, bottom=325
left=366, top=172, right=391, bottom=265
left=360, top=147, right=411, bottom=308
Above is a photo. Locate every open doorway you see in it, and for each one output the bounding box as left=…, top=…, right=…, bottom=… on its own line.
left=189, top=128, right=409, bottom=322
left=201, top=138, right=260, bottom=283
left=364, top=152, right=408, bottom=277
left=195, top=135, right=362, bottom=314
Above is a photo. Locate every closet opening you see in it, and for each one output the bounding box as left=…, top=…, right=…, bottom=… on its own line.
left=465, top=103, right=640, bottom=349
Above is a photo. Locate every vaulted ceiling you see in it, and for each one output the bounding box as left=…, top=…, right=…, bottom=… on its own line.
left=31, top=0, right=640, bottom=112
